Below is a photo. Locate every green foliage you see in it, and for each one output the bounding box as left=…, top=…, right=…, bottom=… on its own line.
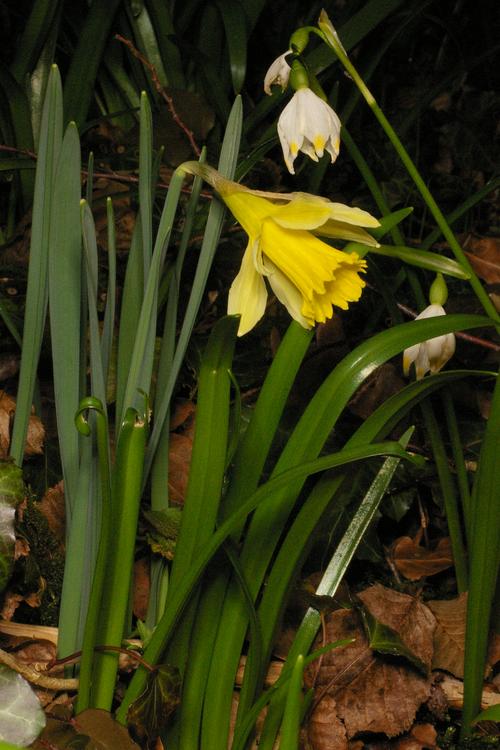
left=1, top=2, right=498, bottom=747
left=0, top=461, right=24, bottom=593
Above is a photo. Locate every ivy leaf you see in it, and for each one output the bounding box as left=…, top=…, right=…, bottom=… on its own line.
left=0, top=460, right=25, bottom=592
left=126, top=664, right=181, bottom=742
left=0, top=664, right=45, bottom=746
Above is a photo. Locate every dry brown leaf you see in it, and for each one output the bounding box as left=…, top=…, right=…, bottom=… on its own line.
left=464, top=236, right=500, bottom=284
left=133, top=557, right=150, bottom=621
left=167, top=400, right=195, bottom=504
left=170, top=400, right=196, bottom=433
left=38, top=481, right=65, bottom=547
left=428, top=594, right=500, bottom=678
left=357, top=584, right=436, bottom=672
left=304, top=608, right=432, bottom=741
left=307, top=696, right=348, bottom=750
left=369, top=723, right=438, bottom=750
left=0, top=390, right=45, bottom=457
left=168, top=433, right=192, bottom=505
left=0, top=592, right=26, bottom=620
left=391, top=536, right=453, bottom=581
left=427, top=594, right=467, bottom=677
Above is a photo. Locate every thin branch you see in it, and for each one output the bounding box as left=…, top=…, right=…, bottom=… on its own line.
left=115, top=33, right=201, bottom=157
left=0, top=647, right=78, bottom=691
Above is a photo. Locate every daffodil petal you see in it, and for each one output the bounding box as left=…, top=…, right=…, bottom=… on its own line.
left=271, top=199, right=333, bottom=230
left=315, top=220, right=379, bottom=247
left=228, top=242, right=268, bottom=336
left=265, top=259, right=312, bottom=328
left=327, top=204, right=381, bottom=228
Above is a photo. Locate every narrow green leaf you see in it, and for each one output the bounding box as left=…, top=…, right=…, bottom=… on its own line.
left=139, top=91, right=153, bottom=285
left=9, top=0, right=60, bottom=83
left=358, top=242, right=471, bottom=279
left=48, top=122, right=82, bottom=519
left=143, top=0, right=185, bottom=89
left=117, top=440, right=417, bottom=724
left=279, top=654, right=304, bottom=750
left=10, top=65, right=63, bottom=466
left=144, top=96, right=243, bottom=478
left=215, top=0, right=248, bottom=93
left=64, top=0, right=123, bottom=127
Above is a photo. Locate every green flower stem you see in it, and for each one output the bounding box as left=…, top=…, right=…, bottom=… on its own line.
left=74, top=398, right=112, bottom=714
left=420, top=398, right=468, bottom=592
left=317, top=13, right=499, bottom=324
left=443, top=390, right=472, bottom=544
left=461, top=368, right=500, bottom=736
left=279, top=654, right=304, bottom=750
left=341, top=126, right=426, bottom=309
left=91, top=407, right=147, bottom=710
left=116, top=441, right=414, bottom=726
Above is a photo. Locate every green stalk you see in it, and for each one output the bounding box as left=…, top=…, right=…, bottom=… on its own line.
left=74, top=398, right=112, bottom=714
left=116, top=441, right=416, bottom=726
left=461, top=368, right=500, bottom=735
left=279, top=654, right=304, bottom=750
left=317, top=11, right=499, bottom=324
left=443, top=391, right=473, bottom=544
left=91, top=407, right=147, bottom=710
left=168, top=316, right=239, bottom=749
left=201, top=317, right=489, bottom=748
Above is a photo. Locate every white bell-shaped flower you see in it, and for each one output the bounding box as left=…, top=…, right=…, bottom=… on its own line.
left=403, top=304, right=456, bottom=379
left=277, top=87, right=341, bottom=174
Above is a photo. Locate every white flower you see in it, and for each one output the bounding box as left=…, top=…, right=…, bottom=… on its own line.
left=403, top=304, right=456, bottom=379
left=264, top=51, right=292, bottom=95
left=277, top=88, right=341, bottom=174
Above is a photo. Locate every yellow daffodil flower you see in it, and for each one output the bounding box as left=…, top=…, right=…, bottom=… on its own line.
left=264, top=50, right=292, bottom=95
left=403, top=304, right=456, bottom=379
left=277, top=87, right=341, bottom=174
left=182, top=163, right=380, bottom=336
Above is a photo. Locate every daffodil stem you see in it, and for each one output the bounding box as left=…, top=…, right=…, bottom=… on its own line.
left=317, top=18, right=500, bottom=324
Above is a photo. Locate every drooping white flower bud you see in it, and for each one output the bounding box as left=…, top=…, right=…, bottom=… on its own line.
left=264, top=50, right=292, bottom=95
left=403, top=304, right=456, bottom=379
left=277, top=87, right=341, bottom=174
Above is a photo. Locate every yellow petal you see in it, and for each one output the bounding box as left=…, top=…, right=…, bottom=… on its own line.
left=271, top=197, right=333, bottom=230
left=228, top=241, right=268, bottom=336
left=327, top=203, right=380, bottom=227
left=222, top=191, right=275, bottom=237
left=265, top=260, right=312, bottom=328
left=315, top=220, right=379, bottom=247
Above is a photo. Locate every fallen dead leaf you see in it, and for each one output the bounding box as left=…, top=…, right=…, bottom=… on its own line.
left=168, top=433, right=192, bottom=504
left=391, top=536, right=453, bottom=581
left=307, top=695, right=348, bottom=750
left=38, top=481, right=65, bottom=548
left=427, top=594, right=467, bottom=677
left=304, top=607, right=432, bottom=741
left=357, top=584, right=436, bottom=672
left=368, top=723, right=438, bottom=750
left=464, top=235, right=500, bottom=284
left=167, top=400, right=195, bottom=505
left=133, top=557, right=150, bottom=621
left=428, top=594, right=500, bottom=678
left=0, top=390, right=45, bottom=457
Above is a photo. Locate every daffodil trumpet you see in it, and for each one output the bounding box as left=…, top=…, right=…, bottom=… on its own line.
left=181, top=162, right=380, bottom=336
